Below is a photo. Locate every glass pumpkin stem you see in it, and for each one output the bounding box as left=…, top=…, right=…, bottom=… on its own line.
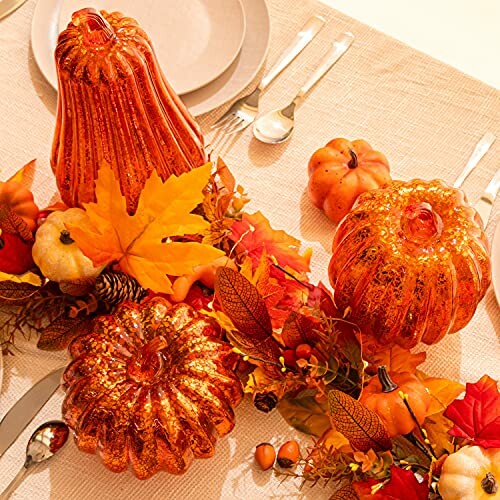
left=400, top=202, right=443, bottom=244
left=481, top=472, right=498, bottom=495
left=72, top=8, right=117, bottom=48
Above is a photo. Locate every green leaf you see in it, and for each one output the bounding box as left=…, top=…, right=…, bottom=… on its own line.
left=278, top=391, right=330, bottom=437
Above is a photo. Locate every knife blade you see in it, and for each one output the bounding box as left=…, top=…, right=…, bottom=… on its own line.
left=0, top=0, right=28, bottom=20
left=0, top=366, right=65, bottom=458
left=474, top=169, right=500, bottom=227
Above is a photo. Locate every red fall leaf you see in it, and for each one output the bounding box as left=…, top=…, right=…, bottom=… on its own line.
left=443, top=374, right=500, bottom=448
left=353, top=466, right=428, bottom=500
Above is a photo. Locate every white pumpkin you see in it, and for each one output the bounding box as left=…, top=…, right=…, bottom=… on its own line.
left=32, top=208, right=104, bottom=282
left=439, top=446, right=500, bottom=500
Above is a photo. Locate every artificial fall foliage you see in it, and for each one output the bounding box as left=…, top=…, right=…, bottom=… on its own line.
left=328, top=390, right=392, bottom=452
left=230, top=211, right=311, bottom=272
left=68, top=163, right=224, bottom=293
left=214, top=266, right=282, bottom=377
left=353, top=466, right=429, bottom=500
left=443, top=374, right=500, bottom=448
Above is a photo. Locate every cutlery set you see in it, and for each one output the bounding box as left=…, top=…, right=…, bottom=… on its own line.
left=0, top=367, right=67, bottom=498
left=211, top=15, right=354, bottom=143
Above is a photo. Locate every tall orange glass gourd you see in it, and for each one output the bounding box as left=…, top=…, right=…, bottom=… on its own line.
left=51, top=8, right=207, bottom=214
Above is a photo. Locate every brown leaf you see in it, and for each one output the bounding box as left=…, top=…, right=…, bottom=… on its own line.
left=37, top=315, right=92, bottom=351
left=0, top=280, right=40, bottom=304
left=330, top=483, right=359, bottom=500
left=215, top=267, right=282, bottom=375
left=328, top=390, right=392, bottom=452
left=215, top=267, right=272, bottom=337
left=0, top=206, right=34, bottom=242
left=282, top=311, right=319, bottom=349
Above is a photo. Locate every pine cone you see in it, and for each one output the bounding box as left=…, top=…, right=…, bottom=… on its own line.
left=95, top=271, right=148, bottom=306
left=253, top=391, right=278, bottom=413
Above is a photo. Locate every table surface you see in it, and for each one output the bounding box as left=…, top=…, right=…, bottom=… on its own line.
left=320, top=0, right=500, bottom=89
left=0, top=0, right=499, bottom=499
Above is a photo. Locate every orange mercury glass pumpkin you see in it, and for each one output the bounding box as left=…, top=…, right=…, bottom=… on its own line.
left=329, top=179, right=491, bottom=349
left=62, top=298, right=243, bottom=479
left=308, top=138, right=392, bottom=224
left=52, top=8, right=207, bottom=215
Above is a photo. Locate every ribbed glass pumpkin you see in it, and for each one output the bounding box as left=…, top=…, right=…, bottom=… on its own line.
left=328, top=179, right=491, bottom=349
left=62, top=298, right=243, bottom=479
left=51, top=8, right=207, bottom=215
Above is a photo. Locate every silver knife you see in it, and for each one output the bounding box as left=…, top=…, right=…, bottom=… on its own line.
left=454, top=132, right=496, bottom=188
left=0, top=366, right=65, bottom=458
left=0, top=0, right=28, bottom=20
left=474, top=169, right=500, bottom=227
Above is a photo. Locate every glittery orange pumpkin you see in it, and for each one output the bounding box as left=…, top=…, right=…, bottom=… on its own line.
left=329, top=179, right=491, bottom=349
left=52, top=9, right=207, bottom=215
left=62, top=298, right=243, bottom=479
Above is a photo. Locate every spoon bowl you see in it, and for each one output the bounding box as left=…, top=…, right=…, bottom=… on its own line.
left=0, top=420, right=69, bottom=499
left=253, top=103, right=296, bottom=144
left=253, top=32, right=354, bottom=145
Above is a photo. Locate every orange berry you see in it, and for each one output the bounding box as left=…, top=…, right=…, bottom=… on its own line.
left=295, top=343, right=312, bottom=360
left=277, top=440, right=300, bottom=468
left=254, top=442, right=276, bottom=471
left=282, top=349, right=297, bottom=367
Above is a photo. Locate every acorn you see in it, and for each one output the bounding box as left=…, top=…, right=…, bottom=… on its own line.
left=254, top=442, right=276, bottom=471
left=277, top=440, right=300, bottom=468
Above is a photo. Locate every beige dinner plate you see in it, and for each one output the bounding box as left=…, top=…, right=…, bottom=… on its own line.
left=32, top=0, right=247, bottom=96
left=181, top=0, right=270, bottom=116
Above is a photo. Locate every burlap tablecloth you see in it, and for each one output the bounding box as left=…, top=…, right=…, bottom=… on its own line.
left=0, top=0, right=498, bottom=498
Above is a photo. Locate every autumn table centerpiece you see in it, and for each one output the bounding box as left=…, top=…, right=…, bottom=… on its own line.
left=0, top=8, right=498, bottom=499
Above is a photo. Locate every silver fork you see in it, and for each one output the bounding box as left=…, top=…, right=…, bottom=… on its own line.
left=210, top=15, right=326, bottom=136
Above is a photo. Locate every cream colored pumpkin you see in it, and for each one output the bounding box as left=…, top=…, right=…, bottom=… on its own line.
left=439, top=446, right=500, bottom=500
left=32, top=208, right=104, bottom=282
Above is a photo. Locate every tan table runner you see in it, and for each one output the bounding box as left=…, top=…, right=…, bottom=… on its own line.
left=0, top=0, right=498, bottom=498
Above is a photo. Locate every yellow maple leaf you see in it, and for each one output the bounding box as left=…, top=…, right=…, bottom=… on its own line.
left=68, top=163, right=224, bottom=293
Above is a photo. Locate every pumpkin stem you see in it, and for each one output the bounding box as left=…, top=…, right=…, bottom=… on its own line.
left=347, top=149, right=358, bottom=169
left=59, top=230, right=75, bottom=245
left=482, top=472, right=498, bottom=495
left=377, top=365, right=398, bottom=393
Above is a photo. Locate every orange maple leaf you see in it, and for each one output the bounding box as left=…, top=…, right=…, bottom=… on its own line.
left=68, top=163, right=224, bottom=293
left=230, top=211, right=311, bottom=272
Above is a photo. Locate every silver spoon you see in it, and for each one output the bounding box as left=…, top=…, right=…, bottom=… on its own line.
left=0, top=421, right=69, bottom=499
left=253, top=32, right=354, bottom=144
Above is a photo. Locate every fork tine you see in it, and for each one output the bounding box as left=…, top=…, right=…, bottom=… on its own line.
left=218, top=116, right=244, bottom=134
left=211, top=111, right=236, bottom=129
left=224, top=119, right=251, bottom=136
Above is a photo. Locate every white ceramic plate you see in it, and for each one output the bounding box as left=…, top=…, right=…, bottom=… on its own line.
left=181, top=0, right=270, bottom=116
left=492, top=222, right=500, bottom=306
left=32, top=0, right=246, bottom=96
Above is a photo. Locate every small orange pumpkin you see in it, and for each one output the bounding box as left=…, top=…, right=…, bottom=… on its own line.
left=359, top=366, right=430, bottom=437
left=0, top=180, right=39, bottom=233
left=307, top=138, right=392, bottom=224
